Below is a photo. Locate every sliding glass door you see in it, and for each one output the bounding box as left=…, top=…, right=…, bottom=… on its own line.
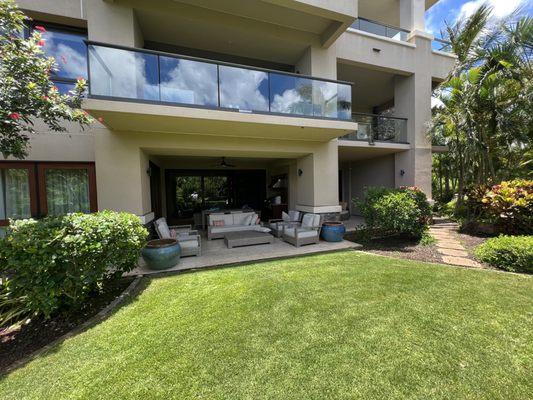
left=165, top=170, right=265, bottom=225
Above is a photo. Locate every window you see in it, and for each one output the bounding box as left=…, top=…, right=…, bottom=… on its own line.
left=29, top=23, right=88, bottom=94
left=0, top=162, right=97, bottom=226
left=0, top=164, right=38, bottom=226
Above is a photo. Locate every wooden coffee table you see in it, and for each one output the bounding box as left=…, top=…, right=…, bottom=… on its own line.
left=224, top=231, right=274, bottom=248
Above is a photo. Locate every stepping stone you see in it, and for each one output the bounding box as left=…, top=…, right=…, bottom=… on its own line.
left=436, top=242, right=465, bottom=250
left=441, top=256, right=482, bottom=268
left=437, top=248, right=469, bottom=257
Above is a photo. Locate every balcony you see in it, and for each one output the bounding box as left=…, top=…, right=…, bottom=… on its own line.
left=86, top=42, right=352, bottom=121
left=341, top=113, right=408, bottom=144
left=349, top=18, right=409, bottom=42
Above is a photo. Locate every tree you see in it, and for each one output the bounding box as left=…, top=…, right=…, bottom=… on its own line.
left=430, top=6, right=533, bottom=207
left=0, top=0, right=92, bottom=159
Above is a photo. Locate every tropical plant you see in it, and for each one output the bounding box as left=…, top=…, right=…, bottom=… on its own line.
left=475, top=235, right=533, bottom=273
left=430, top=6, right=533, bottom=208
left=0, top=0, right=92, bottom=159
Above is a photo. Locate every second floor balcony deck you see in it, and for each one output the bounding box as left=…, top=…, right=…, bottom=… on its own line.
left=340, top=113, right=408, bottom=144
left=348, top=18, right=453, bottom=54
left=86, top=41, right=353, bottom=121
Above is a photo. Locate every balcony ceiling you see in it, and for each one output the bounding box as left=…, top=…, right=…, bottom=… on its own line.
left=113, top=0, right=354, bottom=65
left=337, top=63, right=395, bottom=113
left=358, top=0, right=440, bottom=28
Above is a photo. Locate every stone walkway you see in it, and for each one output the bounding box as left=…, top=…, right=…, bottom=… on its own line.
left=429, top=219, right=482, bottom=268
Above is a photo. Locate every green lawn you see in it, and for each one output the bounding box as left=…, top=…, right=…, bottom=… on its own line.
left=1, top=252, right=532, bottom=400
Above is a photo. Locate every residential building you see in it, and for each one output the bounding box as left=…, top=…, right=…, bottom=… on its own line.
left=1, top=0, right=455, bottom=228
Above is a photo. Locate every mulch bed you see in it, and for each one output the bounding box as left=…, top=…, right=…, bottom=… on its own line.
left=345, top=233, right=443, bottom=264
left=0, top=277, right=134, bottom=374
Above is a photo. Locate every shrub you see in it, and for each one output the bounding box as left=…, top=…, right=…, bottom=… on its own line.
left=464, top=180, right=533, bottom=234
left=474, top=235, right=533, bottom=273
left=355, top=186, right=431, bottom=238
left=0, top=211, right=147, bottom=324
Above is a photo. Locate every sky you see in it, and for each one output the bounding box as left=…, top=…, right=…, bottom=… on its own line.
left=425, top=0, right=533, bottom=39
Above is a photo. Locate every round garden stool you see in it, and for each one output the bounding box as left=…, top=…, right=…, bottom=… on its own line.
left=141, top=239, right=181, bottom=270
left=320, top=221, right=346, bottom=242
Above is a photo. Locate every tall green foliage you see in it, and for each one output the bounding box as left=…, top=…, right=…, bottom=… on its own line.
left=0, top=0, right=92, bottom=159
left=431, top=6, right=533, bottom=206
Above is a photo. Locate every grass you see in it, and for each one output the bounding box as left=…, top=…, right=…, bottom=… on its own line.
left=1, top=251, right=532, bottom=400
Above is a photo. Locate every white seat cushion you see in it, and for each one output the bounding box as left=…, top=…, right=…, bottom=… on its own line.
left=282, top=211, right=290, bottom=222
left=233, top=212, right=254, bottom=225
left=179, top=240, right=198, bottom=249
left=284, top=228, right=318, bottom=238
left=288, top=210, right=300, bottom=221
left=211, top=225, right=253, bottom=233
left=301, top=214, right=319, bottom=229
left=254, top=226, right=271, bottom=233
left=155, top=218, right=171, bottom=239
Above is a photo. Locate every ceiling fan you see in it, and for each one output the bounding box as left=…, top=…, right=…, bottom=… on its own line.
left=218, top=157, right=236, bottom=168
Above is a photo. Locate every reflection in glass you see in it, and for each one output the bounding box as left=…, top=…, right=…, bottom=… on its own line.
left=0, top=169, right=31, bottom=220
left=204, top=176, right=228, bottom=209
left=41, top=28, right=87, bottom=79
left=160, top=57, right=218, bottom=106
left=270, top=73, right=313, bottom=116
left=46, top=169, right=90, bottom=215
left=175, top=176, right=202, bottom=221
left=89, top=45, right=159, bottom=101
left=219, top=66, right=269, bottom=112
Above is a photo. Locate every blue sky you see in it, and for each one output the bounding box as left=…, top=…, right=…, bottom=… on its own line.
left=426, top=0, right=533, bottom=38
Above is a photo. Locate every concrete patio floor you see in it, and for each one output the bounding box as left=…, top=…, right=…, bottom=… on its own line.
left=130, top=235, right=361, bottom=276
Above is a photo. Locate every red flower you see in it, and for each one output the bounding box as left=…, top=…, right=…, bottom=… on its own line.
left=41, top=95, right=49, bottom=100
left=97, top=117, right=104, bottom=123
left=9, top=112, right=20, bottom=120
left=35, top=25, right=46, bottom=33
left=37, top=40, right=45, bottom=46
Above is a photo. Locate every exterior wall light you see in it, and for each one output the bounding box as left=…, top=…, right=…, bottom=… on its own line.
left=298, top=169, right=303, bottom=177
left=400, top=169, right=405, bottom=176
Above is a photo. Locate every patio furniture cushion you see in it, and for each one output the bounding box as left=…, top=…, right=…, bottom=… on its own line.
left=301, top=213, right=320, bottom=229
left=233, top=212, right=254, bottom=225
left=210, top=225, right=253, bottom=233
left=283, top=228, right=318, bottom=238
left=244, top=214, right=254, bottom=225
left=208, top=213, right=233, bottom=226
left=212, top=220, right=225, bottom=227
left=288, top=210, right=301, bottom=221
left=282, top=211, right=290, bottom=222
left=179, top=240, right=198, bottom=250
left=154, top=218, right=171, bottom=239
left=255, top=226, right=271, bottom=233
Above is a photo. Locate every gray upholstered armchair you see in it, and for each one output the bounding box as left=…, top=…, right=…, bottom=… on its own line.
left=281, top=213, right=322, bottom=247
left=154, top=218, right=201, bottom=257
left=268, top=210, right=302, bottom=238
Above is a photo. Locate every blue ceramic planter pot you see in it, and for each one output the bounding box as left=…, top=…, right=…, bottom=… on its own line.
left=321, top=222, right=346, bottom=242
left=141, top=239, right=181, bottom=270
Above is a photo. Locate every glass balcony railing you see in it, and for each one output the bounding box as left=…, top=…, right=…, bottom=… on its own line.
left=341, top=113, right=408, bottom=143
left=349, top=18, right=409, bottom=42
left=86, top=42, right=353, bottom=120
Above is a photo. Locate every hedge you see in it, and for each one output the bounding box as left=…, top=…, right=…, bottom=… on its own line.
left=474, top=235, right=533, bottom=273
left=0, top=211, right=147, bottom=325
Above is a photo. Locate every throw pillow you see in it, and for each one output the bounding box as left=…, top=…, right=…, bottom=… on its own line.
left=244, top=214, right=254, bottom=225
left=213, top=220, right=225, bottom=227
left=282, top=211, right=290, bottom=222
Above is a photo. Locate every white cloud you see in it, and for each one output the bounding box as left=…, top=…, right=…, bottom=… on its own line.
left=458, top=0, right=524, bottom=21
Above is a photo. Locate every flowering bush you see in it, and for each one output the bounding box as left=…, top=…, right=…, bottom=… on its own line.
left=0, top=0, right=92, bottom=158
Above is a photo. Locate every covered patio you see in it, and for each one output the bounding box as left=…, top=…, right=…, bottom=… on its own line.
left=129, top=234, right=359, bottom=275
